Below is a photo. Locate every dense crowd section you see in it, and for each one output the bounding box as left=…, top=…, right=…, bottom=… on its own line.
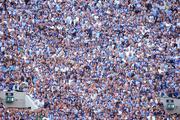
left=0, top=0, right=179, bottom=119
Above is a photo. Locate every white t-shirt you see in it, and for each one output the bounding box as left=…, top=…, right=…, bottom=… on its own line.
left=147, top=115, right=156, bottom=120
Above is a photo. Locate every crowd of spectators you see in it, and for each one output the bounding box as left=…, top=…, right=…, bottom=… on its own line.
left=0, top=0, right=179, bottom=119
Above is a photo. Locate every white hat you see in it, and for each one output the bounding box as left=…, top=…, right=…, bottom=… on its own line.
left=42, top=117, right=50, bottom=120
